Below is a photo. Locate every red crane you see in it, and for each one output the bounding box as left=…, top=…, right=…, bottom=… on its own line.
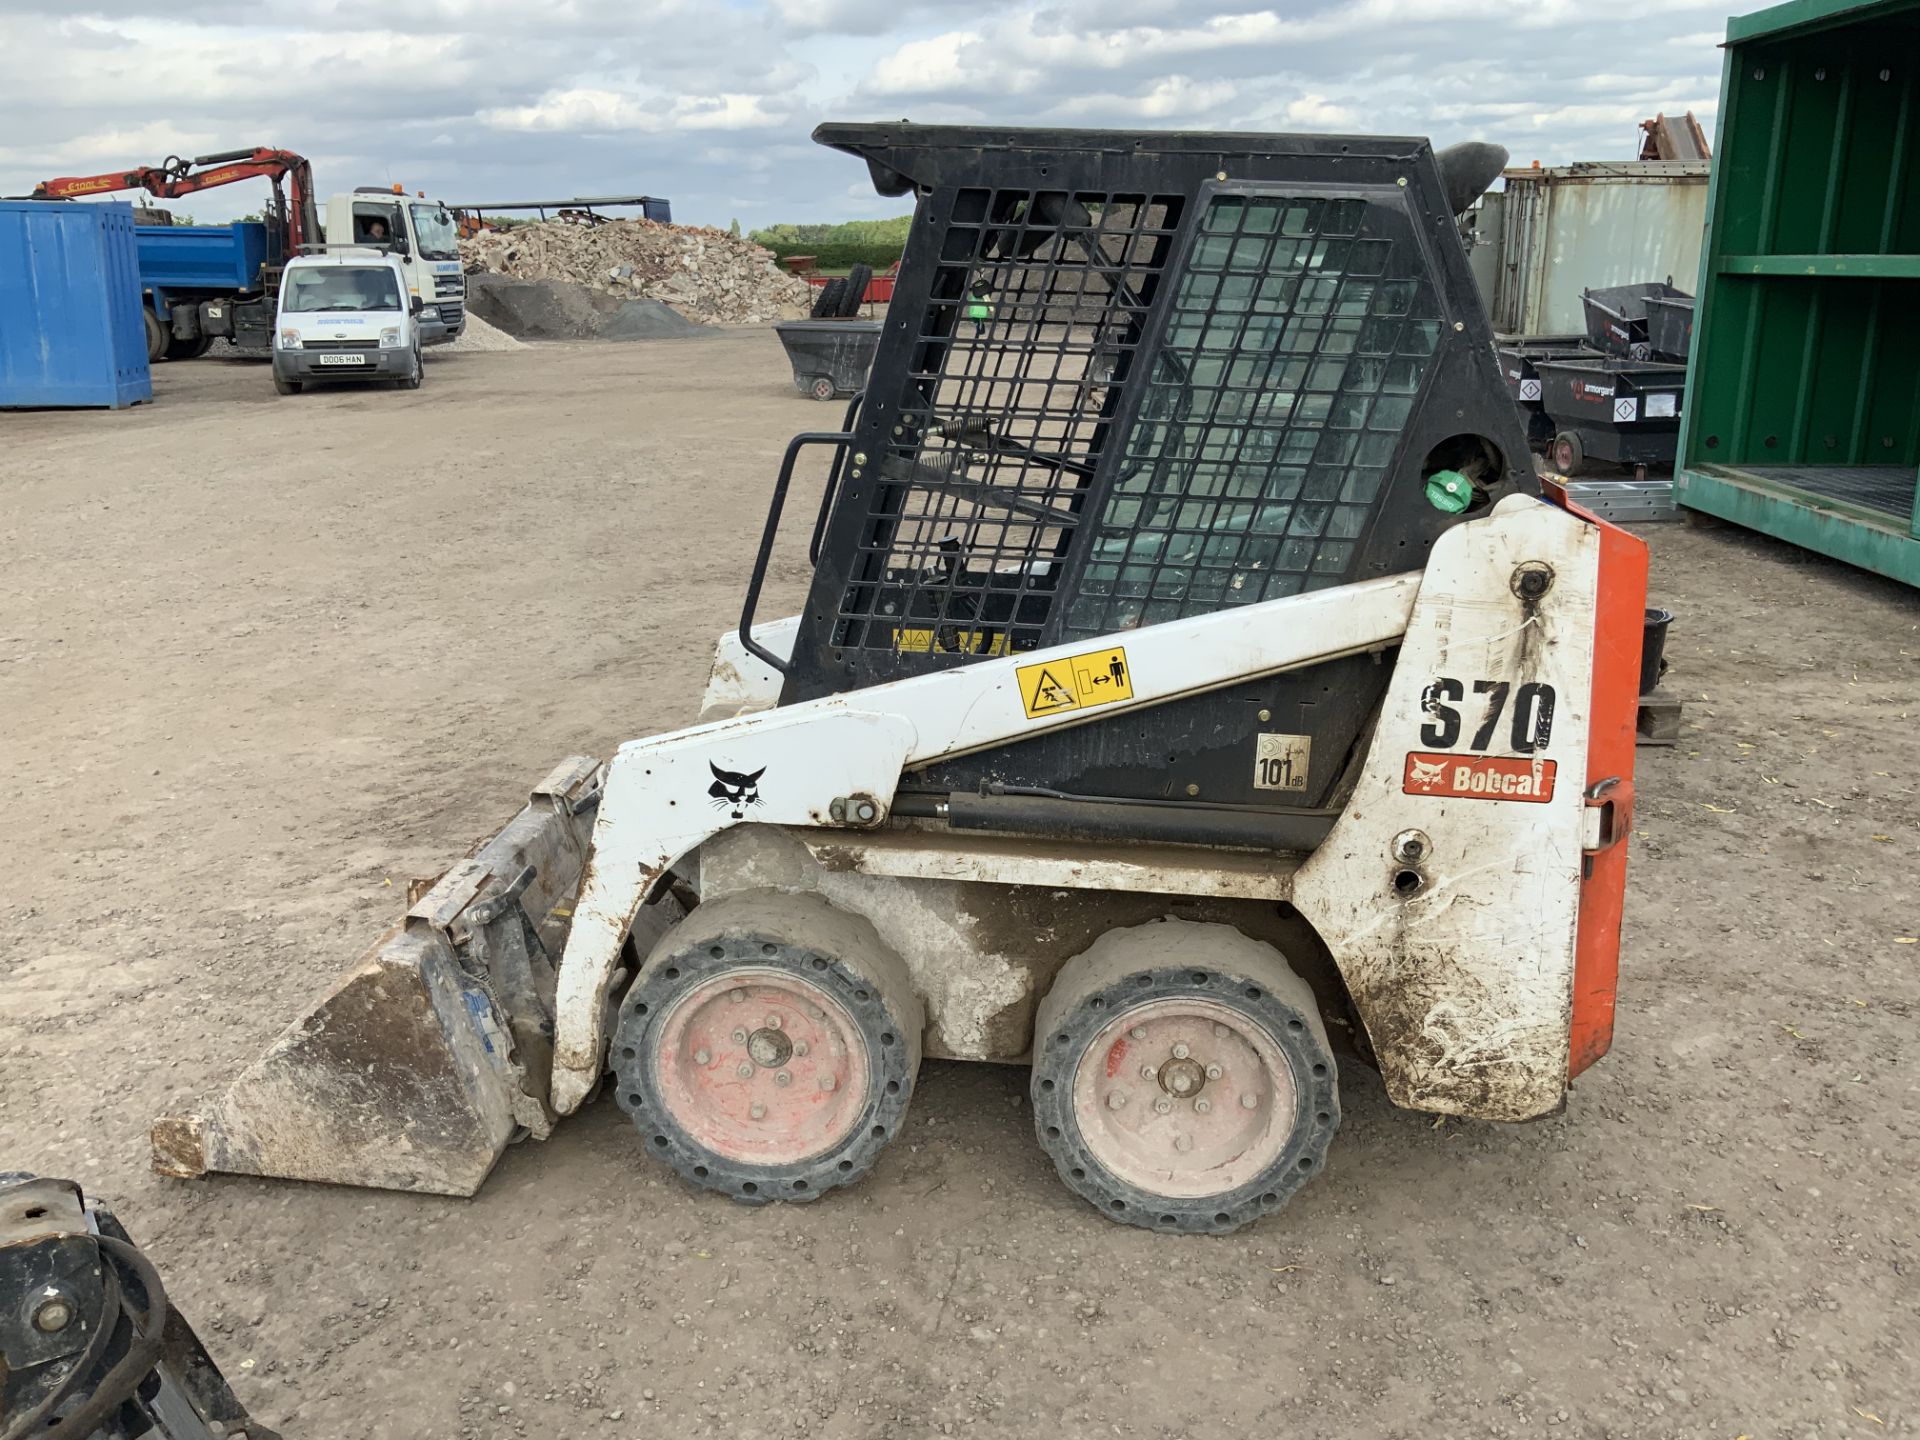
left=32, top=147, right=320, bottom=250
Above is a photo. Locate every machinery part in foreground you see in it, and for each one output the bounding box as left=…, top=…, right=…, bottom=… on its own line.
left=1030, top=921, right=1339, bottom=1234
left=0, top=1175, right=277, bottom=1440
left=611, top=891, right=923, bottom=1204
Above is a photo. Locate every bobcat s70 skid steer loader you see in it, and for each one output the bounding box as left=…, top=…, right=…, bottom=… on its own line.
left=152, top=123, right=1647, bottom=1233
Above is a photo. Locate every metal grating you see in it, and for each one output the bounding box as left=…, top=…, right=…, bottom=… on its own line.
left=832, top=189, right=1184, bottom=655
left=1064, top=193, right=1443, bottom=637
left=1742, top=465, right=1919, bottom=521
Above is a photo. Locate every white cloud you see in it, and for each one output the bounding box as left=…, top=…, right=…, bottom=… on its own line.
left=0, top=0, right=1767, bottom=226
left=481, top=89, right=788, bottom=134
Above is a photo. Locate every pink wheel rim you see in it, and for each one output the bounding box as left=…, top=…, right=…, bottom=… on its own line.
left=651, top=966, right=871, bottom=1167
left=1070, top=998, right=1297, bottom=1199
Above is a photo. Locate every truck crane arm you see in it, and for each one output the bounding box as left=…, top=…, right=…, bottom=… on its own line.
left=31, top=147, right=320, bottom=250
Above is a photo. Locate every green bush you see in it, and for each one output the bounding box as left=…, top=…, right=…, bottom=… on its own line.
left=751, top=216, right=910, bottom=270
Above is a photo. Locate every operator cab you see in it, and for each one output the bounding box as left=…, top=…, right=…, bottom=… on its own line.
left=271, top=249, right=424, bottom=397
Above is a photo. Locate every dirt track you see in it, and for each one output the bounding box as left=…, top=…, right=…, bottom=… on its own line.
left=3, top=336, right=1916, bottom=1439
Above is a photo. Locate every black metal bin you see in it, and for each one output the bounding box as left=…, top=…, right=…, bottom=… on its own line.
left=1535, top=354, right=1687, bottom=475
left=774, top=318, right=883, bottom=400
left=1581, top=281, right=1690, bottom=358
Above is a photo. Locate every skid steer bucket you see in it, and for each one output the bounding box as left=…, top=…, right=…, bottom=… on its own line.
left=152, top=757, right=675, bottom=1196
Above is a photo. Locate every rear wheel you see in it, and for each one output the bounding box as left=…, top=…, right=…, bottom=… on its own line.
left=612, top=891, right=923, bottom=1204
left=164, top=334, right=213, bottom=361
left=1550, top=429, right=1586, bottom=476
left=142, top=310, right=166, bottom=364
left=1030, top=920, right=1339, bottom=1234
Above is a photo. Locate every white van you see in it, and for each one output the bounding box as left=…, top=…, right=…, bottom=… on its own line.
left=272, top=250, right=424, bottom=396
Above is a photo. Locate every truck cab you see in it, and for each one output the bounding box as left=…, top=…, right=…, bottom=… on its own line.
left=272, top=249, right=423, bottom=395
left=324, top=189, right=465, bottom=346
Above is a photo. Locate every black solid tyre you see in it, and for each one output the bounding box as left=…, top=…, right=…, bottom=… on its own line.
left=809, top=375, right=836, bottom=402
left=143, top=310, right=167, bottom=364
left=811, top=278, right=848, bottom=319
left=838, top=263, right=872, bottom=315
left=1030, top=921, right=1339, bottom=1234
left=1551, top=429, right=1586, bottom=476
left=611, top=891, right=923, bottom=1205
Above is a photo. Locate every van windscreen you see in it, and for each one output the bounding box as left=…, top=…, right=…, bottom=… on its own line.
left=283, top=267, right=403, bottom=313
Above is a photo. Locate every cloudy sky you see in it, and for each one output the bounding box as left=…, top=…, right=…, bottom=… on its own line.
left=0, top=0, right=1753, bottom=230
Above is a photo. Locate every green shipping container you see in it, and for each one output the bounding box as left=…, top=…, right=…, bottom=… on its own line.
left=1675, top=0, right=1920, bottom=585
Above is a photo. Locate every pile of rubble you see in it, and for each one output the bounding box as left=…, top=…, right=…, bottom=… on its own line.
left=459, top=219, right=812, bottom=327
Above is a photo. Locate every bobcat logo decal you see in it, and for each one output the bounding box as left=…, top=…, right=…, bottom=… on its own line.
left=708, top=762, right=766, bottom=820
left=1407, top=757, right=1448, bottom=791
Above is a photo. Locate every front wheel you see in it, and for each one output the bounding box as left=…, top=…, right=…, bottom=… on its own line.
left=397, top=349, right=423, bottom=390
left=612, top=891, right=923, bottom=1205
left=143, top=311, right=167, bottom=364
left=273, top=374, right=301, bottom=396
left=808, top=375, right=836, bottom=402
left=1030, top=920, right=1339, bottom=1234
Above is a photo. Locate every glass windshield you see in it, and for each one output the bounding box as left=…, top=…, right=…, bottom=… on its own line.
left=283, top=266, right=403, bottom=313
left=410, top=204, right=459, bottom=260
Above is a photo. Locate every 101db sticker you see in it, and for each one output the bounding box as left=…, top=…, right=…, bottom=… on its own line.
left=1254, top=733, right=1311, bottom=792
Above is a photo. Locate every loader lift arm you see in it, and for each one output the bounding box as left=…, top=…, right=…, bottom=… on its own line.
left=32, top=147, right=320, bottom=251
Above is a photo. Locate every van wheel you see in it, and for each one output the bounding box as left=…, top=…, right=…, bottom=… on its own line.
left=274, top=375, right=302, bottom=396
left=397, top=349, right=423, bottom=390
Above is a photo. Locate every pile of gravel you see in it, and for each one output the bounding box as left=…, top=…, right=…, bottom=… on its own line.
left=436, top=312, right=526, bottom=354
left=466, top=276, right=716, bottom=344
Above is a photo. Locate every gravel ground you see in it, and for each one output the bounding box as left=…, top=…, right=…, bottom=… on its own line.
left=2, top=336, right=1915, bottom=1439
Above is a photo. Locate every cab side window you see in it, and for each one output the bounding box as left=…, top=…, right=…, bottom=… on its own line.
left=353, top=204, right=402, bottom=247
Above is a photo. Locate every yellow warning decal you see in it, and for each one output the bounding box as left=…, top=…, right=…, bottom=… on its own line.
left=891, top=627, right=1008, bottom=656
left=1016, top=646, right=1134, bottom=719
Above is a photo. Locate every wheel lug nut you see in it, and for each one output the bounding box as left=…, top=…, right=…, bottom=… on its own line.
left=1140, top=1064, right=1157, bottom=1080
left=793, top=1040, right=810, bottom=1057
left=775, top=1071, right=792, bottom=1087
left=732, top=1029, right=747, bottom=1044
left=1212, top=1023, right=1231, bottom=1039
left=1171, top=1042, right=1190, bottom=1060
left=1194, top=1098, right=1212, bottom=1114
left=1205, top=1064, right=1222, bottom=1080
left=1154, top=1097, right=1172, bottom=1115
left=750, top=1102, right=767, bottom=1119
left=694, top=1048, right=711, bottom=1066
left=1129, top=1026, right=1147, bottom=1041
left=1173, top=1133, right=1193, bottom=1153
left=1240, top=1092, right=1258, bottom=1110
left=1106, top=1092, right=1127, bottom=1111
left=730, top=989, right=747, bottom=1005
left=737, top=1062, right=754, bottom=1078
left=765, top=1014, right=783, bottom=1030
left=820, top=1075, right=837, bottom=1093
